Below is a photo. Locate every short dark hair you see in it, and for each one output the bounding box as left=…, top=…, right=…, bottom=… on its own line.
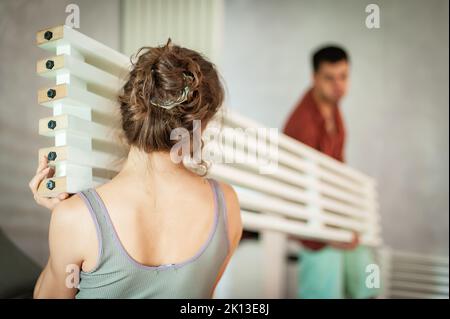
left=312, top=46, right=349, bottom=72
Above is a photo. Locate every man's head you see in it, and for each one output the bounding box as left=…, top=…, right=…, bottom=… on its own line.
left=312, top=45, right=350, bottom=104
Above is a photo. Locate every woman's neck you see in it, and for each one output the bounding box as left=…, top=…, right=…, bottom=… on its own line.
left=117, top=147, right=195, bottom=183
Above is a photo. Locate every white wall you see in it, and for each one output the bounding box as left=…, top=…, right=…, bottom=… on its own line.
left=121, top=0, right=224, bottom=63
left=222, top=0, right=449, bottom=256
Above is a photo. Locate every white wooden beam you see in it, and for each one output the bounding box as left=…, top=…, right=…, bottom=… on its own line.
left=36, top=25, right=130, bottom=77
left=37, top=54, right=125, bottom=98
left=37, top=84, right=119, bottom=119
left=38, top=145, right=125, bottom=172
left=38, top=114, right=121, bottom=144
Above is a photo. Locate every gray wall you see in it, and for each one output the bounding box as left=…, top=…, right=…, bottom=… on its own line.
left=0, top=0, right=120, bottom=266
left=222, top=0, right=449, bottom=255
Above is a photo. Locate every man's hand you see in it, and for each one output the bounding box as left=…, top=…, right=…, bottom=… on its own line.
left=330, top=231, right=360, bottom=250
left=28, top=155, right=70, bottom=210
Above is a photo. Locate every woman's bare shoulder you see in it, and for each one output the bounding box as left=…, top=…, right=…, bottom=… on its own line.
left=52, top=192, right=89, bottom=217
left=50, top=193, right=96, bottom=243
left=49, top=193, right=95, bottom=261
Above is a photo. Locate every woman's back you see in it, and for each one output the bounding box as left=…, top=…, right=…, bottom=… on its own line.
left=75, top=172, right=232, bottom=298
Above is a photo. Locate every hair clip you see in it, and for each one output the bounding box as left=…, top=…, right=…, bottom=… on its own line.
left=150, top=73, right=193, bottom=110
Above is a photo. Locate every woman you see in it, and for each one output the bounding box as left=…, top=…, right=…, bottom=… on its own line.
left=28, top=40, right=242, bottom=298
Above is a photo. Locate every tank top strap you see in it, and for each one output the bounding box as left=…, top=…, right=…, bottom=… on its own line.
left=207, top=178, right=231, bottom=253
left=78, top=188, right=117, bottom=266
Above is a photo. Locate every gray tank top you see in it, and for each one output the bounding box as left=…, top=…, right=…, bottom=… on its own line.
left=75, top=178, right=230, bottom=299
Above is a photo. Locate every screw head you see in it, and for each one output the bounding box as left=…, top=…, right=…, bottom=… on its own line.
left=46, top=60, right=55, bottom=69
left=46, top=180, right=56, bottom=190
left=44, top=31, right=53, bottom=41
left=47, top=89, right=56, bottom=99
left=47, top=151, right=57, bottom=161
left=47, top=120, right=57, bottom=130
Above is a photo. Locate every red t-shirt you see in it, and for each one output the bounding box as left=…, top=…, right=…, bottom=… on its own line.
left=283, top=88, right=346, bottom=250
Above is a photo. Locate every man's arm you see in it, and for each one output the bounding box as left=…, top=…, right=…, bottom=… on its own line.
left=34, top=198, right=85, bottom=298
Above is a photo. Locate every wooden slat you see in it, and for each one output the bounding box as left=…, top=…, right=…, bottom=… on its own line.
left=218, top=129, right=375, bottom=207
left=37, top=176, right=68, bottom=197
left=38, top=145, right=124, bottom=171
left=36, top=25, right=64, bottom=45
left=380, top=248, right=449, bottom=299
left=38, top=114, right=120, bottom=143
left=37, top=84, right=68, bottom=104
left=389, top=280, right=449, bottom=295
left=37, top=84, right=119, bottom=118
left=37, top=176, right=109, bottom=197
left=239, top=191, right=367, bottom=232
left=209, top=164, right=381, bottom=245
left=36, top=54, right=125, bottom=98
left=392, top=263, right=449, bottom=276
left=392, top=251, right=449, bottom=266
left=242, top=210, right=352, bottom=243
left=36, top=54, right=65, bottom=73
left=222, top=111, right=376, bottom=186
left=210, top=162, right=371, bottom=220
left=37, top=25, right=130, bottom=77
left=389, top=272, right=449, bottom=285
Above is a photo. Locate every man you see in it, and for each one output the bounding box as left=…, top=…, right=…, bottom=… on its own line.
left=284, top=46, right=379, bottom=299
